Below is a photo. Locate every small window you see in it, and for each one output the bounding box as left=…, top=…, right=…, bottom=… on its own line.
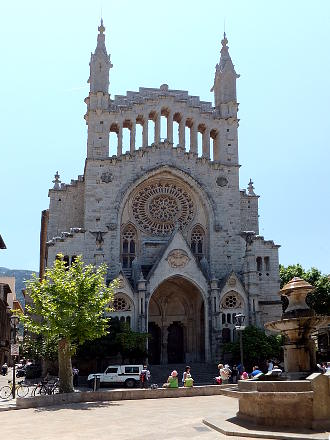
left=100, top=121, right=104, bottom=125
left=105, top=367, right=118, bottom=374
left=125, top=366, right=139, bottom=374
left=228, top=143, right=231, bottom=146
left=222, top=313, right=226, bottom=324
left=227, top=313, right=231, bottom=324
left=256, top=257, right=262, bottom=272
left=227, top=129, right=230, bottom=132
left=264, top=256, right=270, bottom=271
left=71, top=255, right=77, bottom=265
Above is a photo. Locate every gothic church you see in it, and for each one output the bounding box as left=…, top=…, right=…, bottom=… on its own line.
left=41, top=21, right=282, bottom=363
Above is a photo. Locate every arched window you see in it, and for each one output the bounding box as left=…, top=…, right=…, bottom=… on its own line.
left=256, top=257, right=263, bottom=272
left=121, top=225, right=137, bottom=268
left=191, top=225, right=205, bottom=260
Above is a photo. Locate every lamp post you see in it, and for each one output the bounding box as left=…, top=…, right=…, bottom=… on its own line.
left=235, top=313, right=246, bottom=368
left=10, top=315, right=20, bottom=399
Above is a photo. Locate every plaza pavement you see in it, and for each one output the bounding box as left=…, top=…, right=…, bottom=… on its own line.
left=0, top=394, right=273, bottom=440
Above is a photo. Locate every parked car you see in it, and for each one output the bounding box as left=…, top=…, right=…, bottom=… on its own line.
left=87, top=365, right=143, bottom=388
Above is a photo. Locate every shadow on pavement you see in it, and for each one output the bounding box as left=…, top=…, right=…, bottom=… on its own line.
left=34, top=400, right=122, bottom=412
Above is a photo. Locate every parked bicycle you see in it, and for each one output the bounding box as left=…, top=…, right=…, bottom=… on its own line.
left=32, top=378, right=59, bottom=396
left=0, top=380, right=29, bottom=399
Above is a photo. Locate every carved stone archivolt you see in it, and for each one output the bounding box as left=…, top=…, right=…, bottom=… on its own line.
left=131, top=178, right=195, bottom=235
left=166, top=249, right=190, bottom=268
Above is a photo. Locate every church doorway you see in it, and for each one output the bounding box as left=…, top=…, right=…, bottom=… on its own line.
left=167, top=322, right=184, bottom=363
left=148, top=276, right=205, bottom=364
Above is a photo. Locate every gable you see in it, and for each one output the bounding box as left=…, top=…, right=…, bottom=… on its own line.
left=147, top=229, right=209, bottom=299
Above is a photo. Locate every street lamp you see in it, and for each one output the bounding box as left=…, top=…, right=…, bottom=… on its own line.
left=10, top=314, right=20, bottom=399
left=235, top=313, right=246, bottom=369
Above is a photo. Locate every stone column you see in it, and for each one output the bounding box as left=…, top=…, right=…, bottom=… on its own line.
left=190, top=123, right=198, bottom=154
left=161, top=325, right=168, bottom=364
left=130, top=120, right=136, bottom=153
left=154, top=114, right=161, bottom=144
left=179, top=118, right=185, bottom=147
left=213, top=134, right=219, bottom=161
left=117, top=124, right=123, bottom=156
left=167, top=111, right=173, bottom=143
left=142, top=118, right=148, bottom=148
left=202, top=128, right=210, bottom=159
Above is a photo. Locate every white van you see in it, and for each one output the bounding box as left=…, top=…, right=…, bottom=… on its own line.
left=87, top=365, right=143, bottom=388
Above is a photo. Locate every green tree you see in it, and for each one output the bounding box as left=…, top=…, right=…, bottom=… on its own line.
left=279, top=264, right=330, bottom=315
left=115, top=322, right=149, bottom=363
left=20, top=255, right=116, bottom=393
left=224, top=326, right=283, bottom=371
left=21, top=334, right=57, bottom=362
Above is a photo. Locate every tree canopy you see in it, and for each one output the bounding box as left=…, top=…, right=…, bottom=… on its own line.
left=279, top=264, right=330, bottom=315
left=20, top=255, right=116, bottom=392
left=224, top=325, right=282, bottom=371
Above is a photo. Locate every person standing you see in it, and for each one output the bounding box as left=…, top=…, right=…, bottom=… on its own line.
left=72, top=366, right=79, bottom=387
left=140, top=365, right=150, bottom=388
left=1, top=362, right=8, bottom=376
left=231, top=365, right=238, bottom=383
left=267, top=359, right=274, bottom=372
left=218, top=363, right=229, bottom=384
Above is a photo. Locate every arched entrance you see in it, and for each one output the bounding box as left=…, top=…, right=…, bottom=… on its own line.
left=148, top=276, right=205, bottom=364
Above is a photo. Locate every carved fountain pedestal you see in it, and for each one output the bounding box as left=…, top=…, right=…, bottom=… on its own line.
left=265, top=277, right=330, bottom=379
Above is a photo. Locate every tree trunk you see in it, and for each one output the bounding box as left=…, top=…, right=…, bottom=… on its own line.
left=58, top=338, right=73, bottom=393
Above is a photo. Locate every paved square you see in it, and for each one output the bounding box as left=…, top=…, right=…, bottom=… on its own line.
left=0, top=395, right=272, bottom=440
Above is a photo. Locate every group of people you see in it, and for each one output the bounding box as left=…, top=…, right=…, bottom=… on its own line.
left=216, top=360, right=283, bottom=384
left=139, top=365, right=194, bottom=388
left=162, top=366, right=194, bottom=388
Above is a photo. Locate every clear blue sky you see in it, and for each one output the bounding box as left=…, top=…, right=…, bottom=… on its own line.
left=0, top=0, right=329, bottom=273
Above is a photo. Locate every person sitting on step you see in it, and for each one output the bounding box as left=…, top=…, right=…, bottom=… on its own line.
left=182, top=366, right=194, bottom=387
left=163, top=370, right=178, bottom=388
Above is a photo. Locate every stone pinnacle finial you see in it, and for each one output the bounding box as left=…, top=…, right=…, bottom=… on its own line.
left=221, top=32, right=228, bottom=47
left=52, top=171, right=61, bottom=190
left=98, top=18, right=105, bottom=35
left=248, top=178, right=256, bottom=196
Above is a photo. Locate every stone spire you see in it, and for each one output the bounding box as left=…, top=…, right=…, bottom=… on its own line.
left=211, top=33, right=240, bottom=108
left=88, top=19, right=113, bottom=94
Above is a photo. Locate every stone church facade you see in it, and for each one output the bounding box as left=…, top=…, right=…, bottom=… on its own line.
left=41, top=22, right=282, bottom=364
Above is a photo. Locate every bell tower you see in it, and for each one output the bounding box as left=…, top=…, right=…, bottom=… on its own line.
left=85, top=20, right=113, bottom=158
left=211, top=34, right=240, bottom=165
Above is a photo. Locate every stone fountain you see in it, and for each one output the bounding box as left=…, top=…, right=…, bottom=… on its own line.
left=210, top=277, right=330, bottom=432
left=265, top=277, right=330, bottom=379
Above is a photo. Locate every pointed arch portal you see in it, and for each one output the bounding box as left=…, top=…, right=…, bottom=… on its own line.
left=148, top=276, right=205, bottom=364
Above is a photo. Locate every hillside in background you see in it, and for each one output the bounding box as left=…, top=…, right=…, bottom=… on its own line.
left=0, top=267, right=37, bottom=307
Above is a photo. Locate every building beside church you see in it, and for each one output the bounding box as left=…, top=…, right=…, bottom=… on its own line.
left=41, top=21, right=282, bottom=364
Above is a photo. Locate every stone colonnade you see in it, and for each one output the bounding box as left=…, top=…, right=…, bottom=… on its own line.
left=109, top=108, right=220, bottom=160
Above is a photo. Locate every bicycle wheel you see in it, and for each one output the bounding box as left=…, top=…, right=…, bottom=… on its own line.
left=17, top=384, right=29, bottom=398
left=39, top=385, right=48, bottom=395
left=32, top=385, right=41, bottom=397
left=0, top=386, right=12, bottom=399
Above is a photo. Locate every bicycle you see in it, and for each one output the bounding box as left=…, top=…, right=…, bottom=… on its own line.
left=0, top=380, right=29, bottom=399
left=32, top=378, right=59, bottom=396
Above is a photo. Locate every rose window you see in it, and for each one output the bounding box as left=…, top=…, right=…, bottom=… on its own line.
left=148, top=195, right=178, bottom=222
left=131, top=180, right=195, bottom=235
left=113, top=297, right=129, bottom=311
left=224, top=295, right=238, bottom=308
